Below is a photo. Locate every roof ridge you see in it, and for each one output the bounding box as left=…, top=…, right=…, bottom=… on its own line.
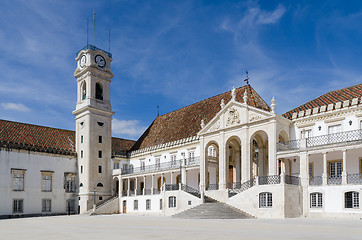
left=0, top=118, right=75, bottom=134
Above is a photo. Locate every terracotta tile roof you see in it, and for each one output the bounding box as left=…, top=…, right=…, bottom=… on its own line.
left=112, top=137, right=136, bottom=156
left=0, top=119, right=135, bottom=156
left=283, top=83, right=362, bottom=120
left=130, top=85, right=271, bottom=151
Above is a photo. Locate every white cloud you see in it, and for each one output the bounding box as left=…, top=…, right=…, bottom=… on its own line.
left=1, top=103, right=30, bottom=112
left=112, top=118, right=147, bottom=139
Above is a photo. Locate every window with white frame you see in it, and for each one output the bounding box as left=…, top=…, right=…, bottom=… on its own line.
left=160, top=199, right=163, bottom=210
left=171, top=155, right=177, bottom=166
left=12, top=169, right=25, bottom=191
left=208, top=146, right=217, bottom=157
left=345, top=191, right=359, bottom=209
left=140, top=160, right=145, bottom=171
left=169, top=196, right=176, bottom=208
left=146, top=199, right=151, bottom=210
left=188, top=151, right=195, bottom=163
left=41, top=172, right=53, bottom=192
left=155, top=158, right=160, bottom=169
left=310, top=192, right=323, bottom=208
left=65, top=173, right=76, bottom=192
left=13, top=199, right=23, bottom=213
left=259, top=192, right=272, bottom=208
left=329, top=161, right=342, bottom=178
left=42, top=199, right=51, bottom=212
left=328, top=124, right=341, bottom=134
left=134, top=200, right=138, bottom=210
left=114, top=162, right=120, bottom=169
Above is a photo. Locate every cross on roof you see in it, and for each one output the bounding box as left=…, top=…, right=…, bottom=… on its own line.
left=244, top=70, right=249, bottom=85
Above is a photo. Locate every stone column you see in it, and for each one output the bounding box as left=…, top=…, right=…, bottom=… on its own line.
left=118, top=176, right=123, bottom=197
left=342, top=150, right=347, bottom=185
left=219, top=131, right=226, bottom=190
left=299, top=152, right=309, bottom=217
left=143, top=176, right=146, bottom=195
left=268, top=121, right=277, bottom=175
left=199, top=136, right=206, bottom=196
left=161, top=173, right=164, bottom=192
left=322, top=152, right=327, bottom=185
left=135, top=177, right=138, bottom=196
left=241, top=126, right=250, bottom=182
left=280, top=159, right=285, bottom=184
left=235, top=148, right=241, bottom=183
left=127, top=178, right=130, bottom=196
left=151, top=174, right=154, bottom=195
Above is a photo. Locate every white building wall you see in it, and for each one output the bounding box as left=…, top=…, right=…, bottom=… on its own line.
left=0, top=149, right=78, bottom=217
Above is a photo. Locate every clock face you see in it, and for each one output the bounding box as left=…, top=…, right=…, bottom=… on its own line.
left=95, top=55, right=106, bottom=68
left=80, top=55, right=86, bottom=68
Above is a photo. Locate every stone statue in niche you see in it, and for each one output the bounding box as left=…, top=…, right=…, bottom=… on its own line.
left=226, top=107, right=240, bottom=126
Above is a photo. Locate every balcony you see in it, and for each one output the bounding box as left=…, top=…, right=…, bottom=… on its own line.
left=119, top=157, right=200, bottom=176
left=277, top=129, right=362, bottom=152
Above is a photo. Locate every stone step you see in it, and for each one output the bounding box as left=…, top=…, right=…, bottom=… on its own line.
left=173, top=202, right=254, bottom=219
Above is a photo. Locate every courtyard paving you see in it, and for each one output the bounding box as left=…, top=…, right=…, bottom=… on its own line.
left=0, top=215, right=361, bottom=240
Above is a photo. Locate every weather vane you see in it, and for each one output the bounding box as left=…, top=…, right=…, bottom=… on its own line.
left=244, top=70, right=249, bottom=85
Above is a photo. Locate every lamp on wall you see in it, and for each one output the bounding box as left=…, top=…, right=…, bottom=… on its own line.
left=318, top=126, right=321, bottom=131
left=349, top=120, right=352, bottom=125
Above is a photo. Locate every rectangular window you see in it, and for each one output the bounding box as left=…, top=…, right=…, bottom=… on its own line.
left=259, top=192, right=272, bottom=208
left=98, top=150, right=102, bottom=158
left=329, top=161, right=342, bottom=178
left=171, top=155, right=177, bottom=166
left=146, top=199, right=151, bottom=210
left=12, top=169, right=25, bottom=191
left=99, top=136, right=102, bottom=143
left=188, top=151, right=195, bottom=161
left=81, top=135, right=83, bottom=143
left=155, top=158, right=160, bottom=169
left=345, top=191, right=359, bottom=209
left=81, top=166, right=83, bottom=173
left=65, top=173, right=76, bottom=192
left=41, top=172, right=53, bottom=192
left=328, top=124, right=341, bottom=134
left=169, top=196, right=176, bottom=208
left=160, top=199, right=163, bottom=210
left=42, top=199, right=51, bottom=212
left=134, top=200, right=138, bottom=210
left=81, top=150, right=83, bottom=158
left=98, top=166, right=102, bottom=174
left=13, top=199, right=23, bottom=213
left=310, top=193, right=323, bottom=208
left=140, top=161, right=145, bottom=171
left=114, top=163, right=119, bottom=169
left=308, top=163, right=314, bottom=178
left=66, top=199, right=75, bottom=214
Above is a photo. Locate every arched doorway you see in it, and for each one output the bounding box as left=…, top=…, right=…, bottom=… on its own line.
left=205, top=141, right=219, bottom=190
left=250, top=131, right=269, bottom=178
left=226, top=137, right=242, bottom=186
left=113, top=178, right=119, bottom=196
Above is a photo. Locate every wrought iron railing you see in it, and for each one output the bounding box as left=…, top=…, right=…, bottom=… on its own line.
left=307, top=129, right=362, bottom=148
left=122, top=190, right=127, bottom=197
left=129, top=190, right=135, bottom=196
left=259, top=175, right=281, bottom=185
left=153, top=188, right=161, bottom=195
left=309, top=176, right=323, bottom=186
left=228, top=178, right=256, bottom=197
left=328, top=176, right=342, bottom=185
left=207, top=184, right=219, bottom=190
left=181, top=183, right=201, bottom=198
left=136, top=189, right=143, bottom=195
left=144, top=189, right=152, bottom=195
left=121, top=157, right=200, bottom=176
left=284, top=175, right=300, bottom=185
left=165, top=184, right=179, bottom=191
left=347, top=173, right=362, bottom=184
left=277, top=139, right=301, bottom=151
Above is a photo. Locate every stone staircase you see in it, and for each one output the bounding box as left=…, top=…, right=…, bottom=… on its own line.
left=173, top=197, right=255, bottom=219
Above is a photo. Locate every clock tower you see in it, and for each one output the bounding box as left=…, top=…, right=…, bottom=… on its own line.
left=73, top=45, right=114, bottom=213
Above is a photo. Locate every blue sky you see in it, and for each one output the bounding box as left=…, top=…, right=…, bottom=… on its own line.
left=0, top=0, right=362, bottom=140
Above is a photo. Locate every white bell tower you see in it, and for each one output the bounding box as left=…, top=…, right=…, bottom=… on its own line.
left=73, top=45, right=114, bottom=213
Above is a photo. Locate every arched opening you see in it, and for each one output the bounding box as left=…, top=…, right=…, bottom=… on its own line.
left=157, top=176, right=166, bottom=190
left=225, top=137, right=242, bottom=187
left=205, top=141, right=219, bottom=190
left=250, top=131, right=269, bottom=178
left=95, top=82, right=103, bottom=100
left=97, top=182, right=103, bottom=187
left=81, top=82, right=86, bottom=100
left=278, top=130, right=289, bottom=143
left=113, top=178, right=119, bottom=196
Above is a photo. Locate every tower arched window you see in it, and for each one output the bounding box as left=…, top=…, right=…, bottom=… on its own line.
left=81, top=82, right=86, bottom=100
left=96, top=82, right=103, bottom=100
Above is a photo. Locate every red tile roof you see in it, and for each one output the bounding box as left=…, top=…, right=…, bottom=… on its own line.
left=283, top=83, right=362, bottom=119
left=131, top=85, right=271, bottom=151
left=0, top=119, right=135, bottom=156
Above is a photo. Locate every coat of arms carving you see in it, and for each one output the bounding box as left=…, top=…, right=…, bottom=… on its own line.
left=226, top=107, right=240, bottom=126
